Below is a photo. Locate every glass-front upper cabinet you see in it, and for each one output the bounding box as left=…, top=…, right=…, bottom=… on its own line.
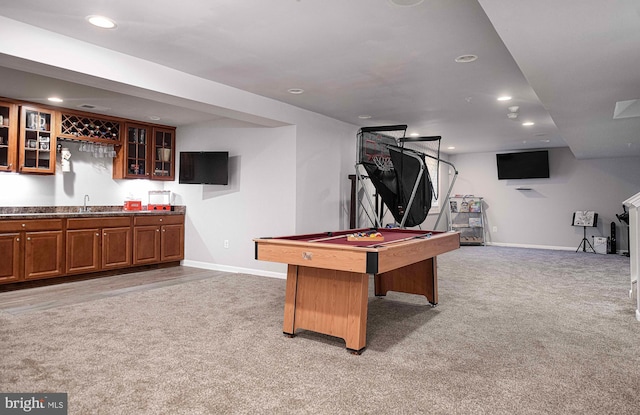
left=19, top=106, right=56, bottom=174
left=0, top=100, right=18, bottom=172
left=152, top=127, right=175, bottom=181
left=18, top=107, right=56, bottom=174
left=122, top=123, right=150, bottom=179
left=113, top=123, right=176, bottom=181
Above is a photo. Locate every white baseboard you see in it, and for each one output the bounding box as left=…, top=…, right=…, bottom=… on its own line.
left=485, top=242, right=631, bottom=256
left=181, top=259, right=286, bottom=280
left=485, top=242, right=576, bottom=251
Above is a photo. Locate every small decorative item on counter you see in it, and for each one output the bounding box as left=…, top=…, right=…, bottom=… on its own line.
left=147, top=190, right=171, bottom=211
left=124, top=199, right=142, bottom=211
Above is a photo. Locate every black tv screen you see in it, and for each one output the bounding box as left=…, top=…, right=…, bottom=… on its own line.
left=179, top=151, right=229, bottom=185
left=496, top=150, right=549, bottom=180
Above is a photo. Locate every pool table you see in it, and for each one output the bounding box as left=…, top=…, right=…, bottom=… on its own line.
left=254, top=228, right=460, bottom=353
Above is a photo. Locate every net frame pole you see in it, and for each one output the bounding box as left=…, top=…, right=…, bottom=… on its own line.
left=389, top=146, right=459, bottom=230
left=422, top=154, right=458, bottom=229
left=399, top=135, right=442, bottom=201
left=356, top=125, right=408, bottom=229
left=354, top=162, right=383, bottom=228
left=387, top=145, right=427, bottom=228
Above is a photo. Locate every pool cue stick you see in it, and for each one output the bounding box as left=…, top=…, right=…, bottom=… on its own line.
left=370, top=233, right=432, bottom=247
left=308, top=234, right=351, bottom=242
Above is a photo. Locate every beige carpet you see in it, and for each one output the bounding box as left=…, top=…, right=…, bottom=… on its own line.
left=1, top=246, right=638, bottom=414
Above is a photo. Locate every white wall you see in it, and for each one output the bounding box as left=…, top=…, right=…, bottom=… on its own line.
left=165, top=116, right=358, bottom=277
left=294, top=114, right=358, bottom=233
left=0, top=141, right=163, bottom=207
left=164, top=124, right=297, bottom=276
left=449, top=147, right=640, bottom=251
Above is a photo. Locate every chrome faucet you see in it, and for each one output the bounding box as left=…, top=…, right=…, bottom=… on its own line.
left=81, top=194, right=91, bottom=212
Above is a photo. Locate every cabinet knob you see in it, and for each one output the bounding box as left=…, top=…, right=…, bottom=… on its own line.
left=156, top=229, right=160, bottom=232
left=96, top=233, right=99, bottom=236
left=16, top=237, right=20, bottom=242
left=104, top=233, right=107, bottom=236
left=27, top=237, right=31, bottom=241
left=162, top=229, right=165, bottom=232
left=159, top=218, right=163, bottom=222
left=22, top=223, right=26, bottom=227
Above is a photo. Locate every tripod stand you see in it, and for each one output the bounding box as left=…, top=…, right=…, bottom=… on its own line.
left=576, top=226, right=595, bottom=253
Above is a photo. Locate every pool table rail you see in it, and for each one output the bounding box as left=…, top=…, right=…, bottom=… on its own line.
left=255, top=238, right=375, bottom=273
left=254, top=230, right=459, bottom=275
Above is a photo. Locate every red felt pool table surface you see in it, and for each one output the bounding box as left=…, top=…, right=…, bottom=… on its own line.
left=254, top=227, right=460, bottom=353
left=279, top=228, right=433, bottom=247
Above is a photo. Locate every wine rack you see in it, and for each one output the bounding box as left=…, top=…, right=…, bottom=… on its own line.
left=58, top=113, right=120, bottom=143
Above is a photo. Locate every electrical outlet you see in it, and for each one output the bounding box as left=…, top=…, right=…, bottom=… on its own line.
left=492, top=226, right=498, bottom=233
left=223, top=240, right=229, bottom=249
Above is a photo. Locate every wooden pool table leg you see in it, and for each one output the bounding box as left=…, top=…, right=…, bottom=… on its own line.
left=374, top=257, right=438, bottom=305
left=282, top=264, right=299, bottom=336
left=282, top=265, right=369, bottom=353
left=344, top=273, right=369, bottom=353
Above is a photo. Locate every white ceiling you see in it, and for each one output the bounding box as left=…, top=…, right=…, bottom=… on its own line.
left=0, top=0, right=638, bottom=158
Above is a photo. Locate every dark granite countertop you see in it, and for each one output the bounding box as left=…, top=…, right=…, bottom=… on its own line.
left=0, top=206, right=185, bottom=220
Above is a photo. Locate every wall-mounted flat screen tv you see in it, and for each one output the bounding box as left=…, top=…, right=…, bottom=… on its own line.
left=496, top=150, right=549, bottom=180
left=179, top=151, right=229, bottom=185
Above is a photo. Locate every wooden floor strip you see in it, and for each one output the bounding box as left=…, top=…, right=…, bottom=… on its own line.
left=0, top=266, right=224, bottom=316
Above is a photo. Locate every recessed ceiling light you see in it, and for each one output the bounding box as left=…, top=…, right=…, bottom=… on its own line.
left=410, top=133, right=420, bottom=137
left=48, top=97, right=63, bottom=103
left=454, top=54, right=478, bottom=63
left=540, top=139, right=550, bottom=143
left=86, top=15, right=117, bottom=29
left=358, top=115, right=372, bottom=119
left=497, top=96, right=512, bottom=101
left=388, top=0, right=425, bottom=6
left=522, top=122, right=535, bottom=126
left=287, top=88, right=304, bottom=94
left=149, top=116, right=161, bottom=121
left=447, top=146, right=456, bottom=150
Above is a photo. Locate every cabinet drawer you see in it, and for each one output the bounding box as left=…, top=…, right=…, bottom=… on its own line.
left=0, top=219, right=63, bottom=232
left=134, top=215, right=184, bottom=226
left=67, top=216, right=131, bottom=229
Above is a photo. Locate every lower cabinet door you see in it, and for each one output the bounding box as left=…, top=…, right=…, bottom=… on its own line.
left=0, top=233, right=22, bottom=283
left=66, top=229, right=101, bottom=274
left=133, top=225, right=160, bottom=265
left=161, top=224, right=184, bottom=261
left=25, top=230, right=64, bottom=280
left=102, top=227, right=132, bottom=269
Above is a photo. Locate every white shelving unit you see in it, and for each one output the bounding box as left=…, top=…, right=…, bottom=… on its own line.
left=448, top=196, right=485, bottom=245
